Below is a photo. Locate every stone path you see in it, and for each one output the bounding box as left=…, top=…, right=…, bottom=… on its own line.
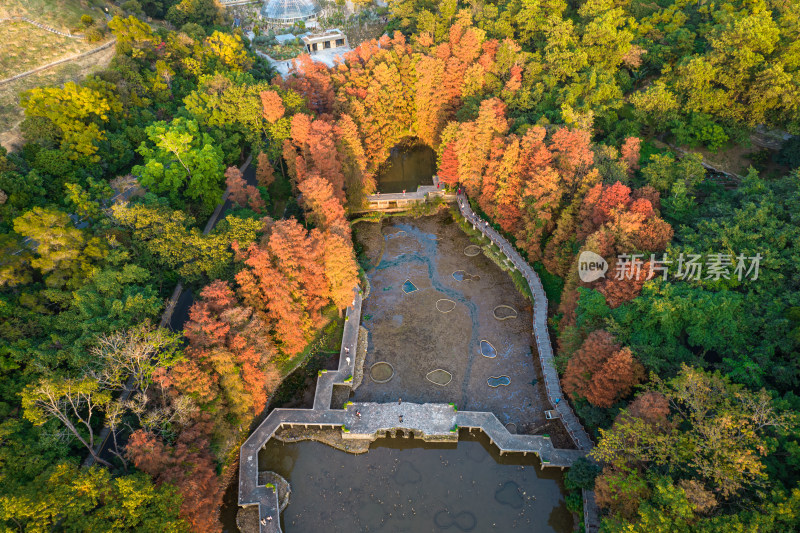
left=313, top=290, right=362, bottom=410
left=456, top=194, right=600, bottom=531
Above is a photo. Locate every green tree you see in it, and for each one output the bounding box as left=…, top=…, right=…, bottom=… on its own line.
left=21, top=377, right=113, bottom=467
left=593, top=365, right=792, bottom=498
left=133, top=118, right=226, bottom=209
left=21, top=79, right=121, bottom=161
left=0, top=463, right=188, bottom=531
left=13, top=207, right=107, bottom=289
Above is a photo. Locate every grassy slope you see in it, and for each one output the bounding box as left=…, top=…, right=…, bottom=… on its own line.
left=0, top=45, right=115, bottom=150
left=0, top=22, right=97, bottom=79
left=0, top=0, right=110, bottom=33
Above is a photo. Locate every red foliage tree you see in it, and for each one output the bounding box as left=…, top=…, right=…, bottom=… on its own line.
left=306, top=119, right=346, bottom=200
left=260, top=89, right=285, bottom=123
left=235, top=240, right=309, bottom=355
left=127, top=419, right=223, bottom=533
left=587, top=346, right=645, bottom=407
left=225, top=166, right=264, bottom=213
left=578, top=181, right=632, bottom=239
left=597, top=260, right=652, bottom=308
left=632, top=185, right=661, bottom=212
left=321, top=230, right=360, bottom=313
left=177, top=281, right=277, bottom=419
left=563, top=329, right=620, bottom=401
left=564, top=330, right=644, bottom=408
left=625, top=391, right=670, bottom=427
left=298, top=174, right=350, bottom=238
left=256, top=152, right=275, bottom=188
left=635, top=216, right=673, bottom=252
left=438, top=142, right=460, bottom=187
left=551, top=128, right=594, bottom=181
left=620, top=136, right=642, bottom=173
left=284, top=55, right=334, bottom=113
left=235, top=219, right=340, bottom=355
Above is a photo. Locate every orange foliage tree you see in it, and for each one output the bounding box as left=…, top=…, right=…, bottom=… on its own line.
left=225, top=166, right=264, bottom=213
left=563, top=330, right=644, bottom=407
left=298, top=174, right=350, bottom=238
left=260, top=89, right=285, bottom=123
left=127, top=418, right=223, bottom=532
left=173, top=281, right=277, bottom=420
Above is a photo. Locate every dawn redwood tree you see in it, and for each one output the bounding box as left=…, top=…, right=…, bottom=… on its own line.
left=260, top=89, right=285, bottom=123
left=255, top=152, right=275, bottom=188
left=597, top=260, right=653, bottom=308
left=587, top=346, right=645, bottom=408
left=625, top=390, right=671, bottom=428
left=174, top=281, right=277, bottom=419
left=225, top=166, right=264, bottom=213
left=550, top=127, right=594, bottom=182
left=563, top=330, right=618, bottom=391
left=620, top=136, right=642, bottom=174
left=579, top=181, right=633, bottom=238
left=127, top=417, right=223, bottom=532
left=298, top=174, right=350, bottom=238
left=437, top=142, right=460, bottom=187
left=282, top=55, right=335, bottom=113
left=489, top=138, right=524, bottom=234
left=335, top=113, right=375, bottom=204
left=234, top=219, right=330, bottom=354
left=321, top=230, right=360, bottom=313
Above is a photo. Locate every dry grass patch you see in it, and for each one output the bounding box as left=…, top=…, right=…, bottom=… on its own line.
left=0, top=0, right=109, bottom=33
left=0, top=22, right=97, bottom=79
left=0, top=44, right=115, bottom=150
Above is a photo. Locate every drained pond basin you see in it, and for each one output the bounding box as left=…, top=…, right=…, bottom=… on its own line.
left=259, top=431, right=573, bottom=532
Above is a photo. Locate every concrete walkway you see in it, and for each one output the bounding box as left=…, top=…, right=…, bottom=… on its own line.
left=313, top=290, right=362, bottom=409
left=456, top=194, right=600, bottom=532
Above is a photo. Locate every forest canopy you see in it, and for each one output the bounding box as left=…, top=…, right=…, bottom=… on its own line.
left=1, top=1, right=799, bottom=531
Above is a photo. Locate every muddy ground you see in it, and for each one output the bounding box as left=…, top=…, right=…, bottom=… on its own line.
left=352, top=212, right=568, bottom=441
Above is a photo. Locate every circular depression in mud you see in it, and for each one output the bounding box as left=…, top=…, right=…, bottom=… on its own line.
left=370, top=362, right=395, bottom=383
left=488, top=376, right=511, bottom=387
left=493, top=305, right=518, bottom=320
left=464, top=245, right=482, bottom=257
left=436, top=299, right=457, bottom=313
left=426, top=369, right=453, bottom=386
left=480, top=340, right=497, bottom=358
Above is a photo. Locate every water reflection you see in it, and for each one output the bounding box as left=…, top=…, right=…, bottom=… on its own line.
left=259, top=431, right=573, bottom=532
left=376, top=142, right=436, bottom=193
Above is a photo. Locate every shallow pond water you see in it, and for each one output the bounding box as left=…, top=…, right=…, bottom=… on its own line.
left=259, top=431, right=573, bottom=532
left=376, top=143, right=436, bottom=193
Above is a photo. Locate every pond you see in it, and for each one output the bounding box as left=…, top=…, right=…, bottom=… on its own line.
left=259, top=431, right=573, bottom=532
left=376, top=141, right=436, bottom=193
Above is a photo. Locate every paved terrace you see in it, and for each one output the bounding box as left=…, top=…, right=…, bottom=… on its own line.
left=240, top=194, right=601, bottom=532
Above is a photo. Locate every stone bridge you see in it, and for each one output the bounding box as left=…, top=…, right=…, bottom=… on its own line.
left=355, top=178, right=457, bottom=213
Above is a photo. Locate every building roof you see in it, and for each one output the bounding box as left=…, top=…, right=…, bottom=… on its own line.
left=301, top=30, right=345, bottom=44
left=261, top=0, right=319, bottom=22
